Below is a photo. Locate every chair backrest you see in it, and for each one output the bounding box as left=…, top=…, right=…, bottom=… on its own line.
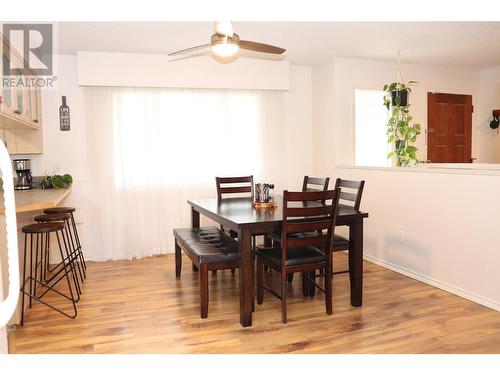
left=302, top=176, right=330, bottom=192
left=281, top=189, right=340, bottom=266
left=334, top=178, right=365, bottom=210
left=215, top=175, right=254, bottom=200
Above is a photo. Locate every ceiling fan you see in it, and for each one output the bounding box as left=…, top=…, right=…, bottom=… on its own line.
left=168, top=21, right=286, bottom=63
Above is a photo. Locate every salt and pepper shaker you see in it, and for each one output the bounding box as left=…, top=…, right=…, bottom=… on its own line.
left=255, top=183, right=275, bottom=203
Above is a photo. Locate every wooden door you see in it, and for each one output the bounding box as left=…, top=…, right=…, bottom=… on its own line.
left=427, top=93, right=473, bottom=163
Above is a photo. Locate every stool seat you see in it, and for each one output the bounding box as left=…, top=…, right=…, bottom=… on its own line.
left=44, top=206, right=76, bottom=214
left=34, top=213, right=71, bottom=222
left=22, top=222, right=65, bottom=234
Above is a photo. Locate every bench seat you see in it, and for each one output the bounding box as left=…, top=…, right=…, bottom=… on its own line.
left=173, top=227, right=240, bottom=265
left=173, top=226, right=240, bottom=319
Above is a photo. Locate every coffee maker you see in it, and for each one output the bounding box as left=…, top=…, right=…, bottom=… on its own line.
left=13, top=159, right=34, bottom=190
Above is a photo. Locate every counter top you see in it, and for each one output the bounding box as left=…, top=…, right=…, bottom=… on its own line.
left=0, top=187, right=72, bottom=214
left=336, top=164, right=500, bottom=177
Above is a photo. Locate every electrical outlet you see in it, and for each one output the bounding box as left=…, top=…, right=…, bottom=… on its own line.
left=398, top=230, right=405, bottom=243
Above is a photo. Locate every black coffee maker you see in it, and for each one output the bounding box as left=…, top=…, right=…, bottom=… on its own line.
left=13, top=159, right=34, bottom=190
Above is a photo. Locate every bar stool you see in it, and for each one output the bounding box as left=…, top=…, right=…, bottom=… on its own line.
left=43, top=207, right=86, bottom=271
left=34, top=213, right=85, bottom=296
left=20, top=222, right=78, bottom=326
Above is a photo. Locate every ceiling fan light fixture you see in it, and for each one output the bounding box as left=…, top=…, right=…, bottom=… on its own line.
left=211, top=34, right=240, bottom=63
left=214, top=21, right=234, bottom=37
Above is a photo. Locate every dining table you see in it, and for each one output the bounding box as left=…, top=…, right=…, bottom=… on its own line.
left=187, top=196, right=369, bottom=327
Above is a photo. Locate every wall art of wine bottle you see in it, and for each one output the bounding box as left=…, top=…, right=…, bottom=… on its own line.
left=59, top=96, right=70, bottom=131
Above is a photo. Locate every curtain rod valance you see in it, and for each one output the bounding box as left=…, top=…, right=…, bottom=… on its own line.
left=77, top=51, right=290, bottom=91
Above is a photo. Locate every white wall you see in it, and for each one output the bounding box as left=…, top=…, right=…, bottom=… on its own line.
left=477, top=66, right=500, bottom=163
left=283, top=65, right=314, bottom=188
left=78, top=52, right=290, bottom=90
left=336, top=165, right=500, bottom=311
left=311, top=62, right=336, bottom=176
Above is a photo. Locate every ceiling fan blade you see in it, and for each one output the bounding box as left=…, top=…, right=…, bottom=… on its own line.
left=168, top=50, right=211, bottom=62
left=168, top=44, right=210, bottom=56
left=239, top=40, right=286, bottom=55
left=214, top=21, right=233, bottom=37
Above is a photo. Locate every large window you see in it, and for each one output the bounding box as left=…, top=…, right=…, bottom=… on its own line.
left=354, top=89, right=391, bottom=167
left=112, top=88, right=261, bottom=187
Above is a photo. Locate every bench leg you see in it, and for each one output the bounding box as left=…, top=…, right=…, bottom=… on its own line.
left=309, top=270, right=316, bottom=297
left=175, top=240, right=182, bottom=278
left=200, top=264, right=209, bottom=319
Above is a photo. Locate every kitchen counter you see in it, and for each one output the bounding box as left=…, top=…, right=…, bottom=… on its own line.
left=0, top=187, right=72, bottom=214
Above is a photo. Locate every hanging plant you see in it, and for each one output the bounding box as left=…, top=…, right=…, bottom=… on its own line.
left=382, top=52, right=421, bottom=167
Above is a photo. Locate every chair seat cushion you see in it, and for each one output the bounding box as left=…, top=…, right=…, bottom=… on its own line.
left=332, top=234, right=349, bottom=250
left=173, top=226, right=240, bottom=264
left=266, top=232, right=349, bottom=251
left=255, top=246, right=326, bottom=267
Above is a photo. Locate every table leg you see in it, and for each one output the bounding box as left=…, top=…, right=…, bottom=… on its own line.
left=349, top=217, right=363, bottom=307
left=191, top=207, right=200, bottom=272
left=238, top=228, right=253, bottom=327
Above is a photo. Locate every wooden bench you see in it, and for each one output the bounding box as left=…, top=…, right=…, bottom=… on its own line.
left=173, top=226, right=240, bottom=318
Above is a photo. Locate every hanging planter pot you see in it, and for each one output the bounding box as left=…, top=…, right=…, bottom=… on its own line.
left=391, top=89, right=408, bottom=107
left=382, top=51, right=421, bottom=167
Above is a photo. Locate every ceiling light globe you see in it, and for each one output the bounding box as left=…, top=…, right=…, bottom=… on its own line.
left=212, top=42, right=239, bottom=56
left=210, top=34, right=240, bottom=64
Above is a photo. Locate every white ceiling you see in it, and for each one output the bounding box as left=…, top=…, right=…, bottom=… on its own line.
left=56, top=22, right=500, bottom=68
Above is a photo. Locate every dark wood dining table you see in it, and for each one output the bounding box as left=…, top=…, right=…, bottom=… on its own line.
left=187, top=197, right=369, bottom=327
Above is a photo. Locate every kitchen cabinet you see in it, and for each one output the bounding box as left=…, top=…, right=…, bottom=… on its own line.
left=0, top=37, right=44, bottom=154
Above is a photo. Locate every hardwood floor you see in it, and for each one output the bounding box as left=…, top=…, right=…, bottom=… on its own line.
left=10, top=252, right=500, bottom=354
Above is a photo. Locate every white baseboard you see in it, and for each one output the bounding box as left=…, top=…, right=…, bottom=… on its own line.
left=363, top=253, right=500, bottom=312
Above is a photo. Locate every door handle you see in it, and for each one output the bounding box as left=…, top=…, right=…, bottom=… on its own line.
left=427, top=128, right=435, bottom=133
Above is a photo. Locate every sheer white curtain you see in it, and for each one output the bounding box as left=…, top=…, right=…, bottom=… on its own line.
left=84, top=87, right=288, bottom=261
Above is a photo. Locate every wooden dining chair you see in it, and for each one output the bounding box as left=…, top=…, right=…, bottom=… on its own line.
left=255, top=189, right=340, bottom=323
left=335, top=178, right=365, bottom=211
left=281, top=176, right=329, bottom=282
left=214, top=175, right=254, bottom=274
left=329, top=178, right=365, bottom=273
left=306, top=178, right=366, bottom=296
left=302, top=175, right=330, bottom=193
left=216, top=176, right=254, bottom=200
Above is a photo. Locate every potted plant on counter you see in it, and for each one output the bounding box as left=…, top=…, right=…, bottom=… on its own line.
left=40, top=173, right=73, bottom=189
left=383, top=52, right=421, bottom=167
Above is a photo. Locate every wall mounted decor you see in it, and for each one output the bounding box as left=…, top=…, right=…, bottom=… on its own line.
left=59, top=96, right=70, bottom=131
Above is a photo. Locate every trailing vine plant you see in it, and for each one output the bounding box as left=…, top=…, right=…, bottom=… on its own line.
left=382, top=52, right=421, bottom=167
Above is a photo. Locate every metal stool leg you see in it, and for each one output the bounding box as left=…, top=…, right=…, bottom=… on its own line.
left=61, top=227, right=81, bottom=300
left=69, top=213, right=86, bottom=270
left=28, top=233, right=33, bottom=308
left=20, top=233, right=28, bottom=326
left=55, top=230, right=78, bottom=318
left=33, top=233, right=40, bottom=299
left=65, top=218, right=85, bottom=282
